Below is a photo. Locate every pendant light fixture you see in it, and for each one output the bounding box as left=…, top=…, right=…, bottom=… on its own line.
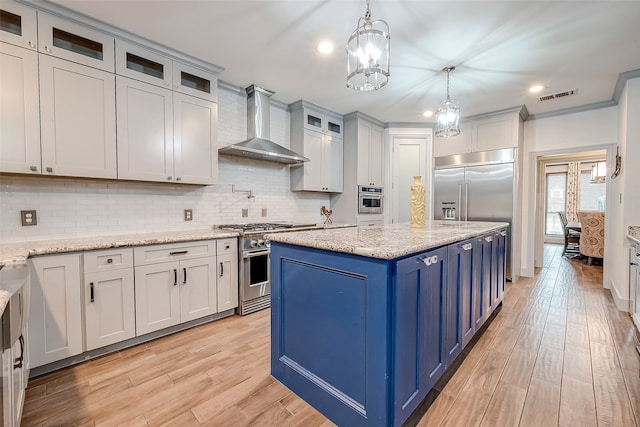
left=346, top=0, right=390, bottom=91
left=434, top=66, right=461, bottom=138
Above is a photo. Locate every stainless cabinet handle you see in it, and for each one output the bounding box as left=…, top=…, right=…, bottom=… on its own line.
left=167, top=176, right=172, bottom=180
left=485, top=236, right=493, bottom=242
left=107, top=258, right=113, bottom=264
left=90, top=282, right=95, bottom=303
left=173, top=269, right=178, bottom=286
left=421, top=255, right=438, bottom=266
left=462, top=243, right=473, bottom=251
left=30, top=165, right=38, bottom=172
left=170, top=250, right=188, bottom=256
left=220, top=262, right=224, bottom=277
left=183, top=267, right=187, bottom=284
left=500, top=231, right=507, bottom=237
left=176, top=177, right=182, bottom=181
left=46, top=167, right=53, bottom=173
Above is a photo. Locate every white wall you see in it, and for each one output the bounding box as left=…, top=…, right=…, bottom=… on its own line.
left=521, top=106, right=618, bottom=277
left=0, top=85, right=330, bottom=243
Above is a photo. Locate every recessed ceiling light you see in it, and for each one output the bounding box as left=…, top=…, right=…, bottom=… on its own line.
left=423, top=110, right=434, bottom=118
left=317, top=41, right=334, bottom=54
left=529, top=84, right=545, bottom=93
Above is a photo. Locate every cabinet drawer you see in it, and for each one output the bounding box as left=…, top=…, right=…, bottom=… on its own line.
left=84, top=248, right=133, bottom=273
left=134, top=240, right=216, bottom=265
left=216, top=238, right=237, bottom=255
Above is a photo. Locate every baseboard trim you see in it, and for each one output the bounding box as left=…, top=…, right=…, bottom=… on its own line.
left=520, top=266, right=535, bottom=278
left=610, top=280, right=631, bottom=312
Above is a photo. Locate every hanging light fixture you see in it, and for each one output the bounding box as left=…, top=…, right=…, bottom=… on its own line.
left=590, top=161, right=606, bottom=183
left=434, top=66, right=461, bottom=138
left=346, top=0, right=390, bottom=91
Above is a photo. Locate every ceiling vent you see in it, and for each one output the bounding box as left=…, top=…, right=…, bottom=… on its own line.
left=538, top=89, right=578, bottom=102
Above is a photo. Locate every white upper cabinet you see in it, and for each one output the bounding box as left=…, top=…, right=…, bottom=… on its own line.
left=173, top=62, right=217, bottom=102
left=39, top=54, right=117, bottom=179
left=116, top=76, right=174, bottom=182
left=115, top=39, right=172, bottom=88
left=356, top=119, right=384, bottom=186
left=0, top=0, right=37, bottom=50
left=0, top=42, right=41, bottom=174
left=37, top=12, right=114, bottom=72
left=173, top=93, right=218, bottom=184
left=433, top=110, right=522, bottom=157
left=290, top=101, right=344, bottom=193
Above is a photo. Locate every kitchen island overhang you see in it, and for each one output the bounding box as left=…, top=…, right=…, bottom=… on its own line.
left=269, top=221, right=509, bottom=427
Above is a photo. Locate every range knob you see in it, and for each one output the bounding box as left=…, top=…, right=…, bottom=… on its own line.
left=257, top=239, right=265, bottom=247
left=250, top=239, right=259, bottom=248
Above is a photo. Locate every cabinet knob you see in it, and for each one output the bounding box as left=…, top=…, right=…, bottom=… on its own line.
left=27, top=41, right=36, bottom=49
left=167, top=176, right=172, bottom=180
left=176, top=177, right=182, bottom=181
left=44, top=45, right=52, bottom=53
left=46, top=167, right=53, bottom=173
left=30, top=165, right=38, bottom=172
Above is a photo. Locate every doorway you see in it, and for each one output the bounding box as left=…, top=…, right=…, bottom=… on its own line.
left=536, top=149, right=607, bottom=262
left=390, top=135, right=429, bottom=224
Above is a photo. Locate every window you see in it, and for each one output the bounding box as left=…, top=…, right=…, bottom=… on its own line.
left=580, top=165, right=606, bottom=211
left=545, top=172, right=566, bottom=236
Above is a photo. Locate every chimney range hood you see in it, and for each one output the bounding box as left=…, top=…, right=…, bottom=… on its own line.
left=219, top=85, right=309, bottom=165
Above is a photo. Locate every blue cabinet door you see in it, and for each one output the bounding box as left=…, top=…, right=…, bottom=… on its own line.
left=475, top=234, right=495, bottom=331
left=393, top=246, right=447, bottom=426
left=495, top=229, right=507, bottom=304
left=446, top=238, right=475, bottom=362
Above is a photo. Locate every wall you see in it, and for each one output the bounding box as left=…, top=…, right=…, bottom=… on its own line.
left=0, top=84, right=329, bottom=243
left=521, top=106, right=618, bottom=277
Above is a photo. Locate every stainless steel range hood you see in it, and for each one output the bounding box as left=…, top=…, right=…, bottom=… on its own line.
left=219, top=85, right=309, bottom=164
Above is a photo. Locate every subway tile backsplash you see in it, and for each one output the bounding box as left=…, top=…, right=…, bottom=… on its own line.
left=0, top=85, right=328, bottom=243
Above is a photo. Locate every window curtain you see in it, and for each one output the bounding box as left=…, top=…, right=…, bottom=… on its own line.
left=566, top=161, right=580, bottom=221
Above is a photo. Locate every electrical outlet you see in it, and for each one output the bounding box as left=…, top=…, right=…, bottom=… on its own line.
left=242, top=208, right=248, bottom=218
left=262, top=208, right=267, bottom=217
left=184, top=209, right=193, bottom=221
left=21, top=210, right=37, bottom=226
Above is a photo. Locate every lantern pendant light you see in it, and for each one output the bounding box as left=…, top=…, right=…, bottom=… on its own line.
left=434, top=66, right=461, bottom=138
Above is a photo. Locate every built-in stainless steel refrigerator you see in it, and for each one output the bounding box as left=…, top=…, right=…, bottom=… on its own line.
left=434, top=148, right=515, bottom=280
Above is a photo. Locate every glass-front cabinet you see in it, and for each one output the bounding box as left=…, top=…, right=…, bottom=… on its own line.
left=0, top=0, right=37, bottom=49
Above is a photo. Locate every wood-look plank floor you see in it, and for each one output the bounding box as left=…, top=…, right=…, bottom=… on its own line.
left=22, top=244, right=640, bottom=426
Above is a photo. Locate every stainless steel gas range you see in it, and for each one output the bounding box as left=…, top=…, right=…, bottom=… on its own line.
left=216, top=223, right=317, bottom=315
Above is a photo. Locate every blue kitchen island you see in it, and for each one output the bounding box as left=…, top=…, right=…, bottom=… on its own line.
left=269, top=221, right=508, bottom=427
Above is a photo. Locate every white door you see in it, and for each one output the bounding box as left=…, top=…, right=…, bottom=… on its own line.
left=392, top=136, right=428, bottom=224
left=134, top=262, right=180, bottom=335
left=28, top=254, right=83, bottom=368
left=173, top=93, right=218, bottom=184
left=39, top=55, right=117, bottom=179
left=116, top=75, right=174, bottom=182
left=0, top=42, right=41, bottom=174
left=217, top=253, right=238, bottom=312
left=85, top=269, right=136, bottom=351
left=179, top=257, right=217, bottom=322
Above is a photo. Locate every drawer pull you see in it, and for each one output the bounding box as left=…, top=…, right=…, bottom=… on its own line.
left=14, top=335, right=24, bottom=369
left=173, top=269, right=178, bottom=286
left=107, top=258, right=113, bottom=264
left=485, top=236, right=493, bottom=242
left=90, top=282, right=95, bottom=302
left=220, top=262, right=224, bottom=277
left=183, top=267, right=187, bottom=284
left=462, top=243, right=473, bottom=251
left=500, top=230, right=507, bottom=237
left=421, top=255, right=438, bottom=266
left=169, top=250, right=189, bottom=256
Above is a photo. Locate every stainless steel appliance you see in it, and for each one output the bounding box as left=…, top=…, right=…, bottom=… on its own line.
left=217, top=223, right=317, bottom=315
left=434, top=148, right=515, bottom=280
left=358, top=185, right=383, bottom=214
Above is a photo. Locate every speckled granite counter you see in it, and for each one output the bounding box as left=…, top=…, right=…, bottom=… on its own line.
left=0, top=229, right=240, bottom=269
left=268, top=220, right=509, bottom=260
left=628, top=226, right=640, bottom=245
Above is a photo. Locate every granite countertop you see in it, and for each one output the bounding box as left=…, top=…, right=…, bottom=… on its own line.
left=268, top=220, right=509, bottom=260
left=0, top=266, right=30, bottom=320
left=628, top=226, right=640, bottom=245
left=0, top=229, right=240, bottom=269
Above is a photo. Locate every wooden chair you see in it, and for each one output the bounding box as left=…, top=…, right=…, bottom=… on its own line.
left=577, top=211, right=605, bottom=265
left=558, top=211, right=580, bottom=257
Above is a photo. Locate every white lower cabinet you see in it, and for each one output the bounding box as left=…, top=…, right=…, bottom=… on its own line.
left=28, top=253, right=83, bottom=368
left=84, top=249, right=135, bottom=351
left=133, top=240, right=226, bottom=336
left=216, top=238, right=238, bottom=312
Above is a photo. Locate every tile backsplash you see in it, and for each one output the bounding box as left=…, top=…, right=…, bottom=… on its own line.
left=0, top=85, right=329, bottom=243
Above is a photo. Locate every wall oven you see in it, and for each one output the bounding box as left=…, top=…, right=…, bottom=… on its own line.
left=358, top=185, right=383, bottom=214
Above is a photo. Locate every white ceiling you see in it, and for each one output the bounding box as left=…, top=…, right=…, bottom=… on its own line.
left=49, top=0, right=640, bottom=123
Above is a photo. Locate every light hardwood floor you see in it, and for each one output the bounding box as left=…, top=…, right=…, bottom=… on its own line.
left=22, top=244, right=640, bottom=426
